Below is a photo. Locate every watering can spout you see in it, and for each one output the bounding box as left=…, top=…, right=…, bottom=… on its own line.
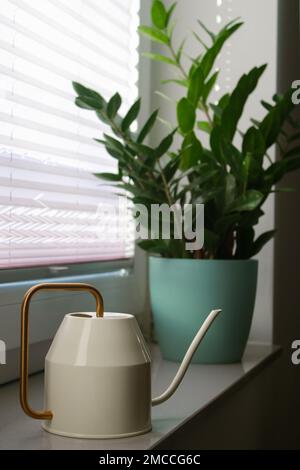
left=151, top=309, right=221, bottom=407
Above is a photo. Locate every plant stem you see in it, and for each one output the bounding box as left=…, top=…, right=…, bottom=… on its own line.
left=169, top=42, right=188, bottom=79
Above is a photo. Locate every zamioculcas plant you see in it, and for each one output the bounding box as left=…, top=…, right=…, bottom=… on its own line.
left=73, top=0, right=300, bottom=260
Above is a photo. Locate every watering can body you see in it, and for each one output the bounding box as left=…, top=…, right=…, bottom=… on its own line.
left=20, top=283, right=221, bottom=439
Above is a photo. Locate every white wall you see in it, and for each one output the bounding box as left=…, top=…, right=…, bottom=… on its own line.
left=148, top=0, right=278, bottom=342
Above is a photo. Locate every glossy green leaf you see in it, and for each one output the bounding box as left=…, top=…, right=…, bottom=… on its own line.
left=151, top=0, right=167, bottom=29
left=104, top=134, right=124, bottom=153
left=176, top=39, right=186, bottom=63
left=166, top=2, right=177, bottom=27
left=259, top=89, right=295, bottom=148
left=180, top=131, right=203, bottom=170
left=197, top=19, right=215, bottom=42
left=221, top=65, right=267, bottom=141
left=142, top=52, right=177, bottom=65
left=187, top=66, right=204, bottom=106
left=95, top=172, right=122, bottom=181
left=161, top=78, right=189, bottom=87
left=229, top=190, right=264, bottom=212
left=155, top=129, right=176, bottom=158
left=122, top=98, right=141, bottom=132
left=250, top=230, right=276, bottom=257
left=200, top=21, right=243, bottom=79
left=197, top=121, right=212, bottom=134
left=202, top=71, right=219, bottom=103
left=73, top=82, right=104, bottom=106
left=107, top=93, right=122, bottom=119
left=75, top=96, right=103, bottom=110
left=210, top=126, right=226, bottom=165
left=242, top=127, right=265, bottom=158
left=138, top=25, right=169, bottom=45
left=137, top=109, right=159, bottom=143
left=177, top=98, right=196, bottom=133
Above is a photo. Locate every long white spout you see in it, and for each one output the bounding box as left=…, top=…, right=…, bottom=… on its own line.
left=152, top=309, right=222, bottom=407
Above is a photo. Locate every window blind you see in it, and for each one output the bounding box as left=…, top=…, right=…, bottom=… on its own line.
left=0, top=0, right=139, bottom=268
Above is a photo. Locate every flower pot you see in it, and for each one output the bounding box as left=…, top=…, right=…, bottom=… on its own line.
left=149, top=257, right=258, bottom=364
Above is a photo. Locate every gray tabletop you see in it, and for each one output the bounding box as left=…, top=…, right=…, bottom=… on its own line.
left=0, top=343, right=280, bottom=450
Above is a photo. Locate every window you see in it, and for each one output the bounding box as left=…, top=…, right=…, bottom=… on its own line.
left=0, top=0, right=139, bottom=268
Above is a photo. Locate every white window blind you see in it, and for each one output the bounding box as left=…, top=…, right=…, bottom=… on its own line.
left=0, top=0, right=139, bottom=268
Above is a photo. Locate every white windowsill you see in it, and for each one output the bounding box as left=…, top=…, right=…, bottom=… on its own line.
left=0, top=342, right=281, bottom=450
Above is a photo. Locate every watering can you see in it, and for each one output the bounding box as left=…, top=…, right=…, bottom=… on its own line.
left=20, top=283, right=221, bottom=439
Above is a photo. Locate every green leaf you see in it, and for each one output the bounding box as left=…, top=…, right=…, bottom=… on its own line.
left=259, top=89, right=295, bottom=149
left=221, top=65, right=267, bottom=141
left=176, top=39, right=186, bottom=63
left=229, top=190, right=264, bottom=212
left=104, top=134, right=124, bottom=153
left=197, top=19, right=215, bottom=42
left=180, top=131, right=203, bottom=170
left=242, top=127, right=265, bottom=182
left=166, top=2, right=177, bottom=27
left=162, top=156, right=180, bottom=182
left=193, top=32, right=209, bottom=50
left=210, top=126, right=226, bottom=165
left=104, top=145, right=124, bottom=160
left=95, top=110, right=110, bottom=125
left=137, top=109, right=159, bottom=143
left=72, top=82, right=104, bottom=106
left=242, top=127, right=265, bottom=158
left=155, top=129, right=176, bottom=158
left=250, top=230, right=276, bottom=257
left=161, top=78, right=189, bottom=87
left=202, top=71, right=219, bottom=103
left=211, top=94, right=230, bottom=125
left=197, top=121, right=212, bottom=134
left=122, top=98, right=141, bottom=132
left=200, top=21, right=243, bottom=79
left=95, top=172, right=122, bottom=181
left=107, top=93, right=122, bottom=119
left=187, top=65, right=204, bottom=106
left=138, top=25, right=169, bottom=45
left=127, top=141, right=154, bottom=158
left=177, top=98, right=196, bottom=133
left=151, top=0, right=167, bottom=29
left=142, top=52, right=177, bottom=65
left=75, top=96, right=103, bottom=110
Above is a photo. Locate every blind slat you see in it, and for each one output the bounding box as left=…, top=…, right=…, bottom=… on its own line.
left=0, top=0, right=139, bottom=267
left=8, top=0, right=131, bottom=67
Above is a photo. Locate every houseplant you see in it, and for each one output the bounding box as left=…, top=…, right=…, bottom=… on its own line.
left=73, top=0, right=300, bottom=363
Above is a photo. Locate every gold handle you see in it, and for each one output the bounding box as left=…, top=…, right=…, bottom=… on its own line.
left=20, top=282, right=104, bottom=420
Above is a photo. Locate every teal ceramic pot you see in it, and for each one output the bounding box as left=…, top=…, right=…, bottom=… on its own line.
left=149, top=257, right=258, bottom=364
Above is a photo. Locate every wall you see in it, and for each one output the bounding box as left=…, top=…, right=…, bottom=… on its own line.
left=148, top=0, right=278, bottom=342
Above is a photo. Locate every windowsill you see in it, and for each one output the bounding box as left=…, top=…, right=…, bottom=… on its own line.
left=0, top=342, right=281, bottom=450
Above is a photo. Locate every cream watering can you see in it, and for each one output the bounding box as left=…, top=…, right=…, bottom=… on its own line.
left=20, top=283, right=221, bottom=439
